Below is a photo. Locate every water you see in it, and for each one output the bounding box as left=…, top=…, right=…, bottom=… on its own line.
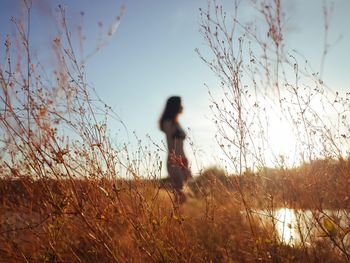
left=253, top=208, right=350, bottom=246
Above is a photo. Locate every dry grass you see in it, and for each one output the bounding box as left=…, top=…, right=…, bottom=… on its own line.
left=0, top=161, right=349, bottom=262
left=0, top=177, right=255, bottom=262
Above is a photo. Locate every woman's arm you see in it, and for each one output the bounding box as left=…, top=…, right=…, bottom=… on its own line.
left=163, top=121, right=174, bottom=152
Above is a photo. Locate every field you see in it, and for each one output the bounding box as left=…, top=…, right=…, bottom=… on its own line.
left=1, top=159, right=349, bottom=262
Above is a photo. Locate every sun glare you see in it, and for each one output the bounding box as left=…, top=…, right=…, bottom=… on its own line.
left=257, top=98, right=299, bottom=167
left=265, top=110, right=298, bottom=166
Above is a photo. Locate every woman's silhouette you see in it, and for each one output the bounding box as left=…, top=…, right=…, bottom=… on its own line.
left=159, top=96, right=191, bottom=203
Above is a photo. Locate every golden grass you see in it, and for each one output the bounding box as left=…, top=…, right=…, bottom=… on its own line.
left=0, top=160, right=349, bottom=262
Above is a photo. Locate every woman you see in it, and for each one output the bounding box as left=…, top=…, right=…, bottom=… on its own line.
left=159, top=96, right=191, bottom=203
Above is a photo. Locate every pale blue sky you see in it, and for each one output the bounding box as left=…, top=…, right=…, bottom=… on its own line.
left=1, top=0, right=349, bottom=173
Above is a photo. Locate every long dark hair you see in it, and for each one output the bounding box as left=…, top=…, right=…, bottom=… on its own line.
left=159, top=96, right=182, bottom=131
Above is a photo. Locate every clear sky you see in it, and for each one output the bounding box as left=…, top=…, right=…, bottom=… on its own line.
left=1, top=0, right=350, bottom=174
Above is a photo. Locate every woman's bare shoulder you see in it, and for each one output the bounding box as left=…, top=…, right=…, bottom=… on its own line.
left=163, top=120, right=174, bottom=133
left=163, top=120, right=173, bottom=125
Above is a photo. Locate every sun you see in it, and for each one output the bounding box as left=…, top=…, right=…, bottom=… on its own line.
left=260, top=99, right=299, bottom=167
